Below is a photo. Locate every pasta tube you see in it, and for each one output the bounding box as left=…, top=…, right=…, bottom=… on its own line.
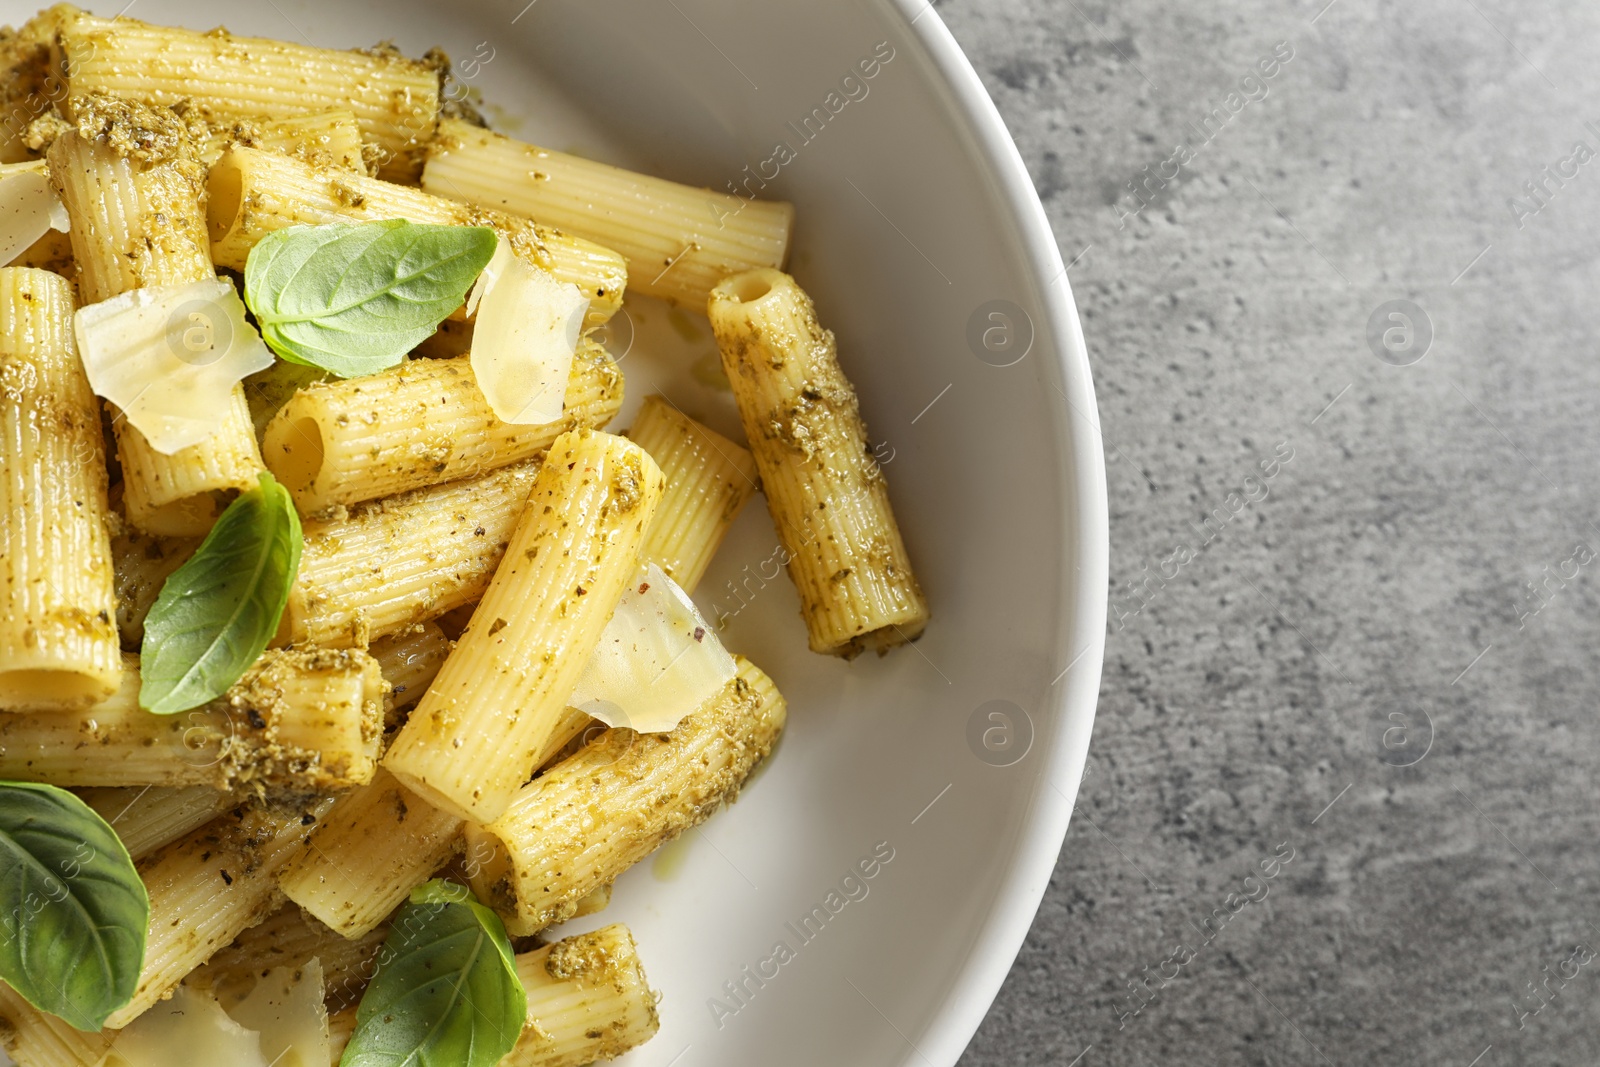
left=47, top=98, right=266, bottom=536
left=21, top=108, right=368, bottom=175
left=384, top=430, right=663, bottom=823
left=284, top=463, right=541, bottom=648
left=628, top=394, right=759, bottom=593
left=112, top=388, right=265, bottom=537
left=277, top=769, right=462, bottom=938
left=55, top=10, right=440, bottom=180
left=467, top=657, right=785, bottom=935
left=369, top=622, right=450, bottom=720
left=196, top=109, right=366, bottom=171
left=106, top=796, right=336, bottom=1028
left=501, top=925, right=659, bottom=1067
left=0, top=267, right=120, bottom=710
left=242, top=359, right=331, bottom=442
left=44, top=102, right=212, bottom=304
left=708, top=269, right=929, bottom=656
left=0, top=984, right=113, bottom=1067
left=0, top=650, right=383, bottom=792
left=261, top=342, right=622, bottom=514
left=77, top=785, right=233, bottom=861
left=110, top=525, right=198, bottom=648
left=424, top=118, right=792, bottom=309
left=198, top=905, right=387, bottom=1013
left=208, top=146, right=627, bottom=325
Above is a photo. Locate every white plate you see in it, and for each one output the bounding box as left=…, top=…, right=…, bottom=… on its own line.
left=8, top=1, right=1109, bottom=1063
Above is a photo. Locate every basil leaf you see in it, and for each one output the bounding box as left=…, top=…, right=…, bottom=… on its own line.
left=245, top=220, right=499, bottom=378
left=0, top=782, right=148, bottom=1030
left=139, top=472, right=302, bottom=715
left=341, top=879, right=525, bottom=1067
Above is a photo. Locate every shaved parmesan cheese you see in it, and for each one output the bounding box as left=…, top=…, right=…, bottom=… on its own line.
left=96, top=963, right=329, bottom=1067
left=0, top=165, right=68, bottom=267
left=98, top=984, right=267, bottom=1067
left=571, top=563, right=738, bottom=734
left=230, top=959, right=329, bottom=1067
left=74, top=277, right=276, bottom=454
left=467, top=237, right=587, bottom=425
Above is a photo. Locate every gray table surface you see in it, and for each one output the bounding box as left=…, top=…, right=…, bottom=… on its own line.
left=943, top=1, right=1600, bottom=1064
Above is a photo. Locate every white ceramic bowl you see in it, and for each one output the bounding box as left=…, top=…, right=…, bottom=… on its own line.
left=10, top=1, right=1108, bottom=1063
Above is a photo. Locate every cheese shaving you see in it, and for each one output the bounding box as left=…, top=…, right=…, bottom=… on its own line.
left=98, top=984, right=267, bottom=1067
left=0, top=165, right=68, bottom=267
left=74, top=277, right=277, bottom=454
left=571, top=564, right=738, bottom=734
left=230, top=959, right=330, bottom=1067
left=467, top=237, right=587, bottom=425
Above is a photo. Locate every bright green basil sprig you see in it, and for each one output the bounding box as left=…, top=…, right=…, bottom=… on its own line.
left=244, top=219, right=498, bottom=378
left=340, top=879, right=525, bottom=1067
left=0, top=782, right=148, bottom=1030
left=139, top=472, right=302, bottom=714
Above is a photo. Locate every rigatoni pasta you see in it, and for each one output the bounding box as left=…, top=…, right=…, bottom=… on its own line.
left=424, top=117, right=793, bottom=309
left=261, top=342, right=621, bottom=514
left=47, top=97, right=266, bottom=537
left=284, top=462, right=541, bottom=648
left=0, top=266, right=120, bottom=710
left=709, top=268, right=929, bottom=656
left=467, top=657, right=786, bottom=935
left=21, top=108, right=369, bottom=174
left=111, top=386, right=264, bottom=538
left=277, top=769, right=462, bottom=938
left=628, top=394, right=760, bottom=593
left=54, top=9, right=440, bottom=180
left=207, top=146, right=628, bottom=325
left=198, top=905, right=387, bottom=1014
left=44, top=102, right=212, bottom=304
left=0, top=650, right=382, bottom=792
left=110, top=525, right=198, bottom=648
left=76, top=786, right=233, bottom=861
left=0, top=984, right=113, bottom=1067
left=502, top=925, right=660, bottom=1067
left=195, top=109, right=366, bottom=171
left=0, top=9, right=924, bottom=1060
left=107, top=797, right=335, bottom=1028
left=569, top=883, right=613, bottom=919
left=384, top=430, right=663, bottom=823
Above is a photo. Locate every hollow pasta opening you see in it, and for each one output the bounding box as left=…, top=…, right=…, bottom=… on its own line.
left=206, top=160, right=244, bottom=245
left=723, top=271, right=775, bottom=303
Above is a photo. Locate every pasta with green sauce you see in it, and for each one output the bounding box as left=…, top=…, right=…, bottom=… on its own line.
left=0, top=7, right=927, bottom=1066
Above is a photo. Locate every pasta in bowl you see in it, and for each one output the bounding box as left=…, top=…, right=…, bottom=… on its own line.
left=0, top=2, right=1106, bottom=1065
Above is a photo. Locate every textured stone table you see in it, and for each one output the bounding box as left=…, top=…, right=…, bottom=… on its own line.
left=945, top=1, right=1600, bottom=1063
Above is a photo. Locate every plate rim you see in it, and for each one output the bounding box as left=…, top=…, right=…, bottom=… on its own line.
left=886, top=2, right=1109, bottom=1062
